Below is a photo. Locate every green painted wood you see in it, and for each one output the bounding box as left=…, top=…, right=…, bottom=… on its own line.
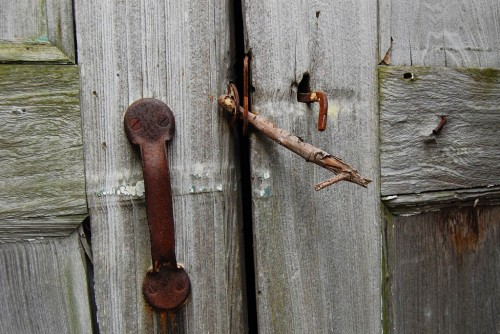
left=0, top=0, right=75, bottom=63
left=0, top=65, right=87, bottom=239
left=380, top=66, right=500, bottom=197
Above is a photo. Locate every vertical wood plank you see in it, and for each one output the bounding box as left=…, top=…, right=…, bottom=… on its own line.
left=379, top=0, right=500, bottom=67
left=243, top=1, right=380, bottom=332
left=0, top=0, right=75, bottom=63
left=0, top=231, right=93, bottom=333
left=387, top=207, right=500, bottom=333
left=75, top=1, right=246, bottom=332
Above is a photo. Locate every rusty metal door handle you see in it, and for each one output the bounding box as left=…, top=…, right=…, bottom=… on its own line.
left=124, top=98, right=190, bottom=311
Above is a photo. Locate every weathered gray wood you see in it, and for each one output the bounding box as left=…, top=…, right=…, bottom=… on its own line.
left=243, top=1, right=380, bottom=332
left=379, top=0, right=500, bottom=67
left=0, top=65, right=87, bottom=239
left=0, top=0, right=75, bottom=63
left=384, top=206, right=500, bottom=333
left=380, top=4, right=500, bottom=332
left=0, top=230, right=93, bottom=333
left=75, top=1, right=245, bottom=333
left=380, top=66, right=500, bottom=197
left=382, top=185, right=500, bottom=216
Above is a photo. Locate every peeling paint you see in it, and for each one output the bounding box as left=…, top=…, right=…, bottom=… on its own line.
left=253, top=170, right=272, bottom=198
left=95, top=180, right=145, bottom=198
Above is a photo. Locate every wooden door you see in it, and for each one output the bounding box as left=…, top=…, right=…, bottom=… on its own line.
left=379, top=1, right=500, bottom=333
left=0, top=0, right=92, bottom=332
left=2, top=0, right=498, bottom=333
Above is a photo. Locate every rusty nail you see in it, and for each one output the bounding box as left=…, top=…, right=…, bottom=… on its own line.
left=432, top=116, right=447, bottom=135
left=124, top=98, right=191, bottom=311
left=297, top=91, right=328, bottom=131
left=243, top=55, right=250, bottom=135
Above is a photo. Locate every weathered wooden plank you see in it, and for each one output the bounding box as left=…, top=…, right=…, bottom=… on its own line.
left=382, top=185, right=500, bottom=216
left=0, top=0, right=75, bottom=63
left=379, top=0, right=500, bottom=67
left=75, top=1, right=245, bottom=333
left=384, top=206, right=500, bottom=333
left=0, top=230, right=93, bottom=333
left=0, top=65, right=87, bottom=239
left=244, top=1, right=380, bottom=332
left=380, top=66, right=500, bottom=197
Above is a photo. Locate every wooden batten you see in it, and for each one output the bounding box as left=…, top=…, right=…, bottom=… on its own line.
left=0, top=65, right=87, bottom=239
left=380, top=66, right=500, bottom=214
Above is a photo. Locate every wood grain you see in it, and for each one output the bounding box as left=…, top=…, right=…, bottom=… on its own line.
left=384, top=206, right=500, bottom=333
left=380, top=66, right=500, bottom=197
left=379, top=0, right=500, bottom=67
left=243, top=1, right=381, bottom=332
left=0, top=65, right=87, bottom=239
left=382, top=186, right=500, bottom=216
left=0, top=0, right=75, bottom=63
left=74, top=1, right=246, bottom=332
left=0, top=230, right=93, bottom=333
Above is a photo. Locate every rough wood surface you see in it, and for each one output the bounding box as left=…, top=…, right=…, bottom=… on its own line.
left=380, top=4, right=500, bottom=333
left=379, top=0, right=500, bottom=67
left=0, top=0, right=75, bottom=63
left=380, top=66, right=500, bottom=197
left=382, top=186, right=500, bottom=216
left=384, top=206, right=500, bottom=333
left=0, top=230, right=93, bottom=333
left=243, top=1, right=380, bottom=332
left=75, top=1, right=246, bottom=332
left=0, top=65, right=87, bottom=239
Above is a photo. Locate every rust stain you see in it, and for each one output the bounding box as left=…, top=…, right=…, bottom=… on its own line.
left=442, top=207, right=483, bottom=256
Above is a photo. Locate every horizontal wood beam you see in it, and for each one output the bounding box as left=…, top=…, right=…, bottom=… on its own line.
left=380, top=66, right=500, bottom=201
left=382, top=185, right=500, bottom=216
left=0, top=65, right=87, bottom=239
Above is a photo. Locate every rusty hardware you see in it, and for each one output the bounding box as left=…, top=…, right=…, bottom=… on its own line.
left=124, top=98, right=190, bottom=311
left=243, top=55, right=250, bottom=135
left=432, top=116, right=447, bottom=135
left=297, top=91, right=328, bottom=131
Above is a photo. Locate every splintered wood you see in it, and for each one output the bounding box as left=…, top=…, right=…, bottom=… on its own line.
left=218, top=94, right=371, bottom=190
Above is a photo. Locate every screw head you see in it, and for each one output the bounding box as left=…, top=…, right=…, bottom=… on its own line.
left=128, top=118, right=142, bottom=131
left=158, top=115, right=169, bottom=127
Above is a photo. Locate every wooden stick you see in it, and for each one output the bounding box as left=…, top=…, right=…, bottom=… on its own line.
left=218, top=94, right=372, bottom=190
